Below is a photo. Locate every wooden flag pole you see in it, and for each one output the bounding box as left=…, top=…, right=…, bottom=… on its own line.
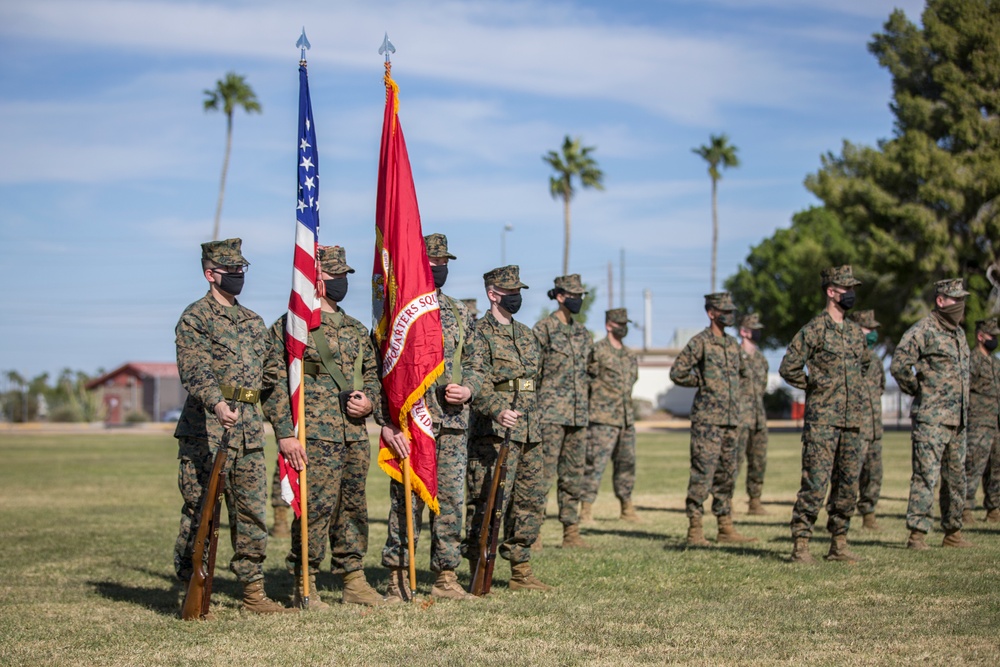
left=297, top=381, right=309, bottom=608
left=401, top=457, right=416, bottom=591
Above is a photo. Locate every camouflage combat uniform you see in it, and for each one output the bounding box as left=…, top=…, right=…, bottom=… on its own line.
left=736, top=314, right=769, bottom=503
left=583, top=316, right=639, bottom=505
left=850, top=310, right=886, bottom=518
left=262, top=250, right=381, bottom=579
left=670, top=294, right=746, bottom=520
left=964, top=320, right=1000, bottom=512
left=534, top=274, right=593, bottom=529
left=780, top=267, right=872, bottom=540
left=465, top=267, right=543, bottom=568
left=382, top=234, right=483, bottom=573
left=889, top=279, right=970, bottom=537
left=173, top=239, right=273, bottom=586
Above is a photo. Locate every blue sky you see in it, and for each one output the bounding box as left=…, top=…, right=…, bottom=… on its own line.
left=0, top=0, right=926, bottom=380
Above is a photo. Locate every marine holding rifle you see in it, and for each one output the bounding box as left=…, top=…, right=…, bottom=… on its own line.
left=261, top=245, right=385, bottom=608
left=173, top=238, right=287, bottom=615
left=464, top=265, right=552, bottom=591
left=379, top=234, right=483, bottom=602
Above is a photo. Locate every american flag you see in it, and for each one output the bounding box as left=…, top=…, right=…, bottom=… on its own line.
left=279, top=62, right=322, bottom=516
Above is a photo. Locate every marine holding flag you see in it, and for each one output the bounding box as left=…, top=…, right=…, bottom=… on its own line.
left=371, top=64, right=446, bottom=600
left=262, top=245, right=386, bottom=608
left=381, top=234, right=483, bottom=602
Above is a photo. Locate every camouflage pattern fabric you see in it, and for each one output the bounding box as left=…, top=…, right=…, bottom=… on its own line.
left=383, top=428, right=467, bottom=571
left=966, top=349, right=1000, bottom=505
left=466, top=310, right=543, bottom=565
left=582, top=423, right=636, bottom=503
left=534, top=314, right=592, bottom=427
left=736, top=346, right=769, bottom=499
left=173, top=292, right=272, bottom=585
left=890, top=313, right=971, bottom=533
left=965, top=426, right=996, bottom=507
left=539, top=422, right=589, bottom=525
left=588, top=337, right=638, bottom=428
left=175, top=439, right=268, bottom=584
left=736, top=425, right=768, bottom=500
left=984, top=434, right=1000, bottom=511
left=907, top=422, right=967, bottom=533
left=779, top=312, right=872, bottom=429
left=857, top=438, right=884, bottom=516
left=270, top=466, right=283, bottom=508
left=201, top=237, right=249, bottom=267
left=686, top=422, right=740, bottom=518
left=670, top=329, right=744, bottom=426
left=428, top=292, right=483, bottom=430
left=790, top=424, right=863, bottom=538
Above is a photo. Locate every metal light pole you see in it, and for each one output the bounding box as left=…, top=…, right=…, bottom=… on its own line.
left=501, top=224, right=513, bottom=265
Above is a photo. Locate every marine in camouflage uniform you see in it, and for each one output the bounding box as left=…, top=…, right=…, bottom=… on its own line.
left=736, top=313, right=769, bottom=516
left=379, top=234, right=483, bottom=601
left=464, top=265, right=552, bottom=591
left=848, top=310, right=886, bottom=530
left=780, top=265, right=873, bottom=563
left=963, top=319, right=1000, bottom=524
left=261, top=246, right=385, bottom=607
left=581, top=308, right=640, bottom=522
left=173, top=238, right=286, bottom=614
left=670, top=292, right=756, bottom=546
left=534, top=274, right=593, bottom=547
left=889, top=278, right=973, bottom=549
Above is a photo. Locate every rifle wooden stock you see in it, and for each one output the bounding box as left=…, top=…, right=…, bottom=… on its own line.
left=470, top=391, right=518, bottom=596
left=181, top=430, right=231, bottom=620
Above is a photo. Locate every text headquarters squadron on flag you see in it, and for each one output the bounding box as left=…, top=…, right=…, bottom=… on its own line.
left=167, top=32, right=1000, bottom=619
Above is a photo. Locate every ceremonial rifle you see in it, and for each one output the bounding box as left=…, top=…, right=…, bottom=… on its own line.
left=181, top=401, right=236, bottom=620
left=470, top=390, right=519, bottom=596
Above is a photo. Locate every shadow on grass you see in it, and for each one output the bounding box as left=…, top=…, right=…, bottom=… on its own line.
left=89, top=568, right=243, bottom=616
left=634, top=505, right=686, bottom=514
left=659, top=539, right=791, bottom=562
left=582, top=526, right=670, bottom=541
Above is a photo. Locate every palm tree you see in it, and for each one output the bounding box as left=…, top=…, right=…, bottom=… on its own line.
left=204, top=72, right=262, bottom=241
left=692, top=134, right=740, bottom=292
left=544, top=136, right=605, bottom=275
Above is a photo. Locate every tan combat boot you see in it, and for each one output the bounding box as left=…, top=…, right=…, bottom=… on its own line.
left=747, top=497, right=768, bottom=516
left=580, top=501, right=595, bottom=525
left=561, top=523, right=590, bottom=548
left=509, top=562, right=554, bottom=591
left=790, top=537, right=816, bottom=564
left=825, top=534, right=861, bottom=563
left=431, top=570, right=476, bottom=601
left=986, top=508, right=1000, bottom=523
left=269, top=505, right=291, bottom=539
left=292, top=572, right=330, bottom=611
left=861, top=513, right=880, bottom=531
left=241, top=580, right=291, bottom=614
left=961, top=508, right=976, bottom=526
left=942, top=530, right=974, bottom=548
left=384, top=567, right=413, bottom=603
left=686, top=515, right=711, bottom=547
left=620, top=500, right=642, bottom=523
left=716, top=514, right=758, bottom=544
left=906, top=530, right=929, bottom=551
left=342, top=570, right=385, bottom=606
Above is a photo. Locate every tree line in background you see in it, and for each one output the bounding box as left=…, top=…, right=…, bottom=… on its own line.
left=728, top=0, right=1000, bottom=353
left=2, top=370, right=105, bottom=423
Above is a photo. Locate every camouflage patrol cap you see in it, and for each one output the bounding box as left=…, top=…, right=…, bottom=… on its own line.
left=317, top=245, right=355, bottom=274
left=554, top=274, right=587, bottom=295
left=704, top=292, right=736, bottom=312
left=739, top=313, right=764, bottom=330
left=424, top=233, right=457, bottom=260
left=976, top=318, right=1000, bottom=336
left=201, top=238, right=249, bottom=267
left=484, top=265, right=529, bottom=290
left=848, top=309, right=881, bottom=329
left=935, top=278, right=969, bottom=298
left=606, top=308, right=628, bottom=324
left=821, top=265, right=862, bottom=288
left=461, top=298, right=479, bottom=315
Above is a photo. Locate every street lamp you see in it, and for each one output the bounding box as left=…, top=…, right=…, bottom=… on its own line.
left=501, top=224, right=514, bottom=265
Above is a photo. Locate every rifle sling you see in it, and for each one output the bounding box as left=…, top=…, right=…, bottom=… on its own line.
left=310, top=324, right=363, bottom=393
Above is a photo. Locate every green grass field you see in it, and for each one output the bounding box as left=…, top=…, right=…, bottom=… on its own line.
left=1, top=428, right=998, bottom=666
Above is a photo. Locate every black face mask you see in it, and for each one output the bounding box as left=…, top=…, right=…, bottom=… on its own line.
left=611, top=324, right=628, bottom=339
left=431, top=265, right=448, bottom=289
left=750, top=329, right=763, bottom=344
left=218, top=272, right=244, bottom=296
left=324, top=277, right=348, bottom=302
left=837, top=289, right=856, bottom=310
left=717, top=312, right=736, bottom=327
left=985, top=337, right=998, bottom=352
left=498, top=293, right=522, bottom=315
left=563, top=296, right=583, bottom=315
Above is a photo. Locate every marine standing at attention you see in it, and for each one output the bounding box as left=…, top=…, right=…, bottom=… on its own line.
left=847, top=309, right=886, bottom=531
left=736, top=313, right=769, bottom=516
